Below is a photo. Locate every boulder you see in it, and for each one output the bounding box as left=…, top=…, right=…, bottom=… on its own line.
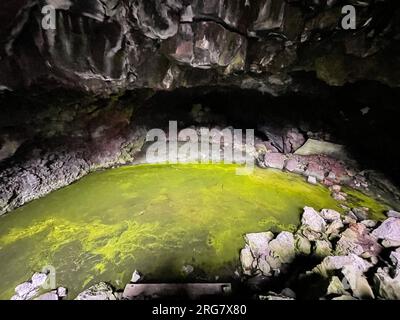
left=387, top=210, right=400, bottom=219
left=12, top=272, right=49, bottom=300
left=320, top=209, right=341, bottom=222
left=315, top=240, right=333, bottom=258
left=312, top=254, right=372, bottom=278
left=327, top=276, right=349, bottom=296
left=301, top=207, right=326, bottom=233
left=75, top=282, right=118, bottom=300
left=374, top=268, right=400, bottom=300
left=332, top=295, right=358, bottom=300
left=294, top=234, right=312, bottom=255
left=268, top=232, right=295, bottom=264
left=361, top=220, right=377, bottom=228
left=332, top=192, right=348, bottom=202
left=257, top=257, right=271, bottom=276
left=343, top=211, right=358, bottom=225
left=335, top=223, right=382, bottom=258
left=372, top=218, right=400, bottom=248
left=240, top=246, right=254, bottom=276
left=244, top=232, right=274, bottom=258
left=284, top=157, right=306, bottom=175
left=342, top=265, right=374, bottom=299
left=326, top=219, right=344, bottom=240
left=294, top=139, right=348, bottom=161
left=35, top=291, right=59, bottom=300
left=390, top=248, right=400, bottom=277
left=351, top=207, right=369, bottom=221
left=264, top=153, right=286, bottom=170
left=14, top=282, right=38, bottom=300
left=307, top=176, right=317, bottom=185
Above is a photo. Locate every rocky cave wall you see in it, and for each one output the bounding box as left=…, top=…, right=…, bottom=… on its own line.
left=1, top=0, right=400, bottom=94
left=1, top=0, right=400, bottom=214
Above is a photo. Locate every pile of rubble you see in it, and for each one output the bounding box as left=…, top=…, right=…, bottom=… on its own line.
left=240, top=207, right=400, bottom=300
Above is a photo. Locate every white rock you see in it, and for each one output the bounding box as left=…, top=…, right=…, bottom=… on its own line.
left=75, top=282, right=117, bottom=300
left=15, top=282, right=35, bottom=298
left=313, top=254, right=372, bottom=278
left=240, top=246, right=254, bottom=275
left=244, top=232, right=274, bottom=258
left=342, top=265, right=374, bottom=299
left=257, top=257, right=271, bottom=276
left=301, top=207, right=326, bottom=233
left=131, top=270, right=142, bottom=283
left=372, top=218, right=400, bottom=247
left=268, top=232, right=295, bottom=264
left=31, top=272, right=48, bottom=288
left=35, top=291, right=59, bottom=300
left=361, top=220, right=377, bottom=228
left=307, top=176, right=317, bottom=185
left=57, top=287, right=68, bottom=298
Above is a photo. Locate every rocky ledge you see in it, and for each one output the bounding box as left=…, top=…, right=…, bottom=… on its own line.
left=240, top=207, right=400, bottom=300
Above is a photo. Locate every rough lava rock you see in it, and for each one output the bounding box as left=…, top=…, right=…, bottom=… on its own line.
left=1, top=0, right=400, bottom=94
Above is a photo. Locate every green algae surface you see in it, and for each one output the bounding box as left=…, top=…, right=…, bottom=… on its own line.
left=0, top=164, right=389, bottom=299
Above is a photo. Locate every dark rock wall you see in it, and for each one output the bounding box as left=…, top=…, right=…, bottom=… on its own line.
left=1, top=0, right=400, bottom=95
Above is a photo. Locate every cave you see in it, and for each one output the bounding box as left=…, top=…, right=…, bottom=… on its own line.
left=1, top=0, right=400, bottom=304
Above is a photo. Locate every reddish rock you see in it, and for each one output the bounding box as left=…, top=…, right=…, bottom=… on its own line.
left=264, top=153, right=286, bottom=170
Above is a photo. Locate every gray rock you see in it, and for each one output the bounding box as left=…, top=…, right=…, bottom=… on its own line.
left=343, top=211, right=358, bottom=225
left=313, top=254, right=372, bottom=278
left=320, top=209, right=341, bottom=222
left=240, top=246, right=254, bottom=276
left=361, top=220, right=377, bottom=228
left=294, top=234, right=311, bottom=255
left=244, top=232, right=274, bottom=258
left=281, top=288, right=296, bottom=299
left=387, top=210, right=400, bottom=219
left=75, top=282, right=118, bottom=300
left=374, top=268, right=400, bottom=300
left=327, top=276, right=349, bottom=296
left=372, top=218, right=400, bottom=248
left=315, top=240, right=333, bottom=258
left=390, top=248, right=400, bottom=277
left=351, top=208, right=369, bottom=221
left=326, top=219, right=344, bottom=239
left=342, top=265, right=374, bottom=299
left=268, top=232, right=295, bottom=264
left=182, top=265, right=194, bottom=275
left=332, top=295, right=358, bottom=300
left=257, top=257, right=271, bottom=276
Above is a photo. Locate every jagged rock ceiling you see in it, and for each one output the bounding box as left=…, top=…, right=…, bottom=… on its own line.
left=1, top=0, right=400, bottom=95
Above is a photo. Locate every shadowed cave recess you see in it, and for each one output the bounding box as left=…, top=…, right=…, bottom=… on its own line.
left=1, top=0, right=400, bottom=301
